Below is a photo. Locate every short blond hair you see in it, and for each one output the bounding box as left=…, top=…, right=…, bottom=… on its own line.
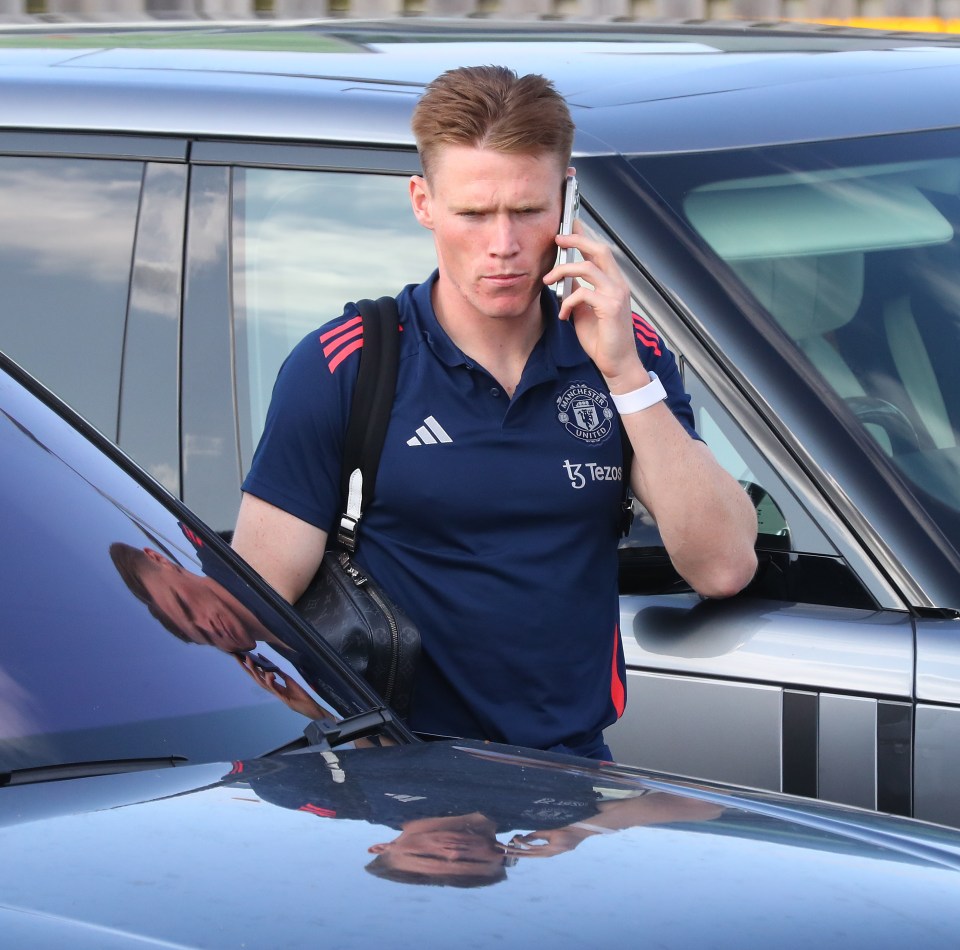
left=411, top=66, right=574, bottom=180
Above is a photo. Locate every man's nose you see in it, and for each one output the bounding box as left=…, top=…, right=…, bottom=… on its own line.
left=489, top=215, right=520, bottom=256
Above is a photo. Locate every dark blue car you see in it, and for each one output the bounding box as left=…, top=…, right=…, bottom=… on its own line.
left=4, top=346, right=960, bottom=946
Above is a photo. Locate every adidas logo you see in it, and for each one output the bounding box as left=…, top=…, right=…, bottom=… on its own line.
left=407, top=415, right=453, bottom=446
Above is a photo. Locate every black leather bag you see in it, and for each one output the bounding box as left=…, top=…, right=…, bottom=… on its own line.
left=293, top=297, right=420, bottom=719
left=295, top=550, right=420, bottom=718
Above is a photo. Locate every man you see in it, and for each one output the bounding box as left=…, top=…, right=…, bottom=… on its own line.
left=233, top=66, right=757, bottom=759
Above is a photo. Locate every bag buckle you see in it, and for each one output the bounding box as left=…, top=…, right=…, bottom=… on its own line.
left=337, top=467, right=364, bottom=552
left=337, top=515, right=358, bottom=552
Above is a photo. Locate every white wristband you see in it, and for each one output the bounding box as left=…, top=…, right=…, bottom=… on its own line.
left=571, top=821, right=616, bottom=835
left=610, top=372, right=667, bottom=414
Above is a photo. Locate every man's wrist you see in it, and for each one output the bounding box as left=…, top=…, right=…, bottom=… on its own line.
left=610, top=372, right=667, bottom=414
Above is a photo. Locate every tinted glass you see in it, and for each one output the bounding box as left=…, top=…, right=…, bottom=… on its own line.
left=683, top=368, right=875, bottom=608
left=0, top=365, right=365, bottom=774
left=0, top=156, right=142, bottom=438
left=613, top=290, right=870, bottom=606
left=231, top=168, right=437, bottom=470
left=632, top=130, right=960, bottom=559
left=119, top=161, right=187, bottom=498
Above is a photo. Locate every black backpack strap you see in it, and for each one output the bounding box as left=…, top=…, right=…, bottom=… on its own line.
left=593, top=352, right=634, bottom=539
left=618, top=418, right=635, bottom=537
left=337, top=295, right=401, bottom=553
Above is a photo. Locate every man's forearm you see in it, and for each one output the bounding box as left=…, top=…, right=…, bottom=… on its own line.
left=624, top=408, right=758, bottom=598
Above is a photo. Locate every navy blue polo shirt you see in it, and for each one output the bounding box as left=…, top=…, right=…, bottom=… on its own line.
left=243, top=271, right=697, bottom=751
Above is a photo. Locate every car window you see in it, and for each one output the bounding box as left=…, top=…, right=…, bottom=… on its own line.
left=0, top=365, right=373, bottom=775
left=682, top=370, right=789, bottom=542
left=620, top=354, right=873, bottom=607
left=632, top=132, right=960, bottom=560
left=0, top=155, right=142, bottom=439
left=570, top=208, right=852, bottom=601
left=232, top=168, right=437, bottom=471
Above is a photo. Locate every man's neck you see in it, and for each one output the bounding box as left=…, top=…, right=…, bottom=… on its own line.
left=432, top=284, right=545, bottom=396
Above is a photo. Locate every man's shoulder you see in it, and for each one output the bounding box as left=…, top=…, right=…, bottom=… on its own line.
left=287, top=302, right=367, bottom=378
left=313, top=306, right=367, bottom=375
left=290, top=284, right=424, bottom=379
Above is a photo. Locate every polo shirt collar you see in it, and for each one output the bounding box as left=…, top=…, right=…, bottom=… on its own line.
left=409, top=270, right=590, bottom=374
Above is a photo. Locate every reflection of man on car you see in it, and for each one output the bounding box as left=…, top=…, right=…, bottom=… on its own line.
left=233, top=742, right=722, bottom=888
left=110, top=541, right=265, bottom=650
left=110, top=536, right=333, bottom=723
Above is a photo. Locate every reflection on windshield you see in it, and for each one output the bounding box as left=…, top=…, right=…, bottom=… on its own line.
left=1, top=376, right=355, bottom=775
left=225, top=743, right=723, bottom=889
left=645, top=133, right=960, bottom=550
left=110, top=526, right=337, bottom=728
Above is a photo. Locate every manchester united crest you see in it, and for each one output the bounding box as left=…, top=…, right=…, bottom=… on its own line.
left=556, top=383, right=615, bottom=443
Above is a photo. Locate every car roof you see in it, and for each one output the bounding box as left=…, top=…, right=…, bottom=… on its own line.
left=3, top=19, right=960, bottom=154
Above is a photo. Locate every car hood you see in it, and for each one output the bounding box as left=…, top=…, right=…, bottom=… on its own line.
left=3, top=740, right=960, bottom=948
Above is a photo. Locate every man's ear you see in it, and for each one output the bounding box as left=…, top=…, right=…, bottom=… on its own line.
left=368, top=842, right=389, bottom=855
left=409, top=175, right=434, bottom=230
left=143, top=548, right=170, bottom=566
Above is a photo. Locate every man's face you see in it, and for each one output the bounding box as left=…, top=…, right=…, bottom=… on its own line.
left=139, top=550, right=263, bottom=651
left=410, top=145, right=568, bottom=323
left=369, top=814, right=506, bottom=882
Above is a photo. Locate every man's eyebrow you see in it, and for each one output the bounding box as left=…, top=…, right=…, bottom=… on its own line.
left=450, top=196, right=549, bottom=210
left=409, top=852, right=494, bottom=866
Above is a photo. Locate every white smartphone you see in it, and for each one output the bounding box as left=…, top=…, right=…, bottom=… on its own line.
left=557, top=173, right=580, bottom=303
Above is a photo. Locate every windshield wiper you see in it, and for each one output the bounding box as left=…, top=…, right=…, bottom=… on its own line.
left=0, top=756, right=188, bottom=787
left=266, top=707, right=397, bottom=757
left=307, top=707, right=396, bottom=748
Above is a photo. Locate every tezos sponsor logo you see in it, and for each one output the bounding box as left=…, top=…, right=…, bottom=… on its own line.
left=563, top=460, right=623, bottom=490
left=556, top=383, right=614, bottom=443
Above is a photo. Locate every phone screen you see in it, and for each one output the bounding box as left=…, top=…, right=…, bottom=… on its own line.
left=557, top=174, right=580, bottom=302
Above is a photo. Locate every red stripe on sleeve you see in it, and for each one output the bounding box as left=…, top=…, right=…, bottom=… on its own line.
left=632, top=312, right=656, bottom=335
left=320, top=315, right=366, bottom=372
left=319, top=314, right=362, bottom=344
left=632, top=314, right=662, bottom=357
left=634, top=330, right=662, bottom=357
left=327, top=337, right=364, bottom=373
left=299, top=803, right=337, bottom=818
left=323, top=324, right=363, bottom=360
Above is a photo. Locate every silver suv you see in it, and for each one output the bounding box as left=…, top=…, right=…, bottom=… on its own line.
left=5, top=19, right=960, bottom=827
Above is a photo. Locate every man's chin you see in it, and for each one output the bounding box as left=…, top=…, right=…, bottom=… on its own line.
left=477, top=288, right=541, bottom=320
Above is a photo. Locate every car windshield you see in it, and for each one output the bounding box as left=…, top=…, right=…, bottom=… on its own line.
left=0, top=360, right=378, bottom=777
left=632, top=128, right=960, bottom=556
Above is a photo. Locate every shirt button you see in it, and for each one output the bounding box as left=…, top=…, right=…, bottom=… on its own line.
left=490, top=387, right=501, bottom=397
